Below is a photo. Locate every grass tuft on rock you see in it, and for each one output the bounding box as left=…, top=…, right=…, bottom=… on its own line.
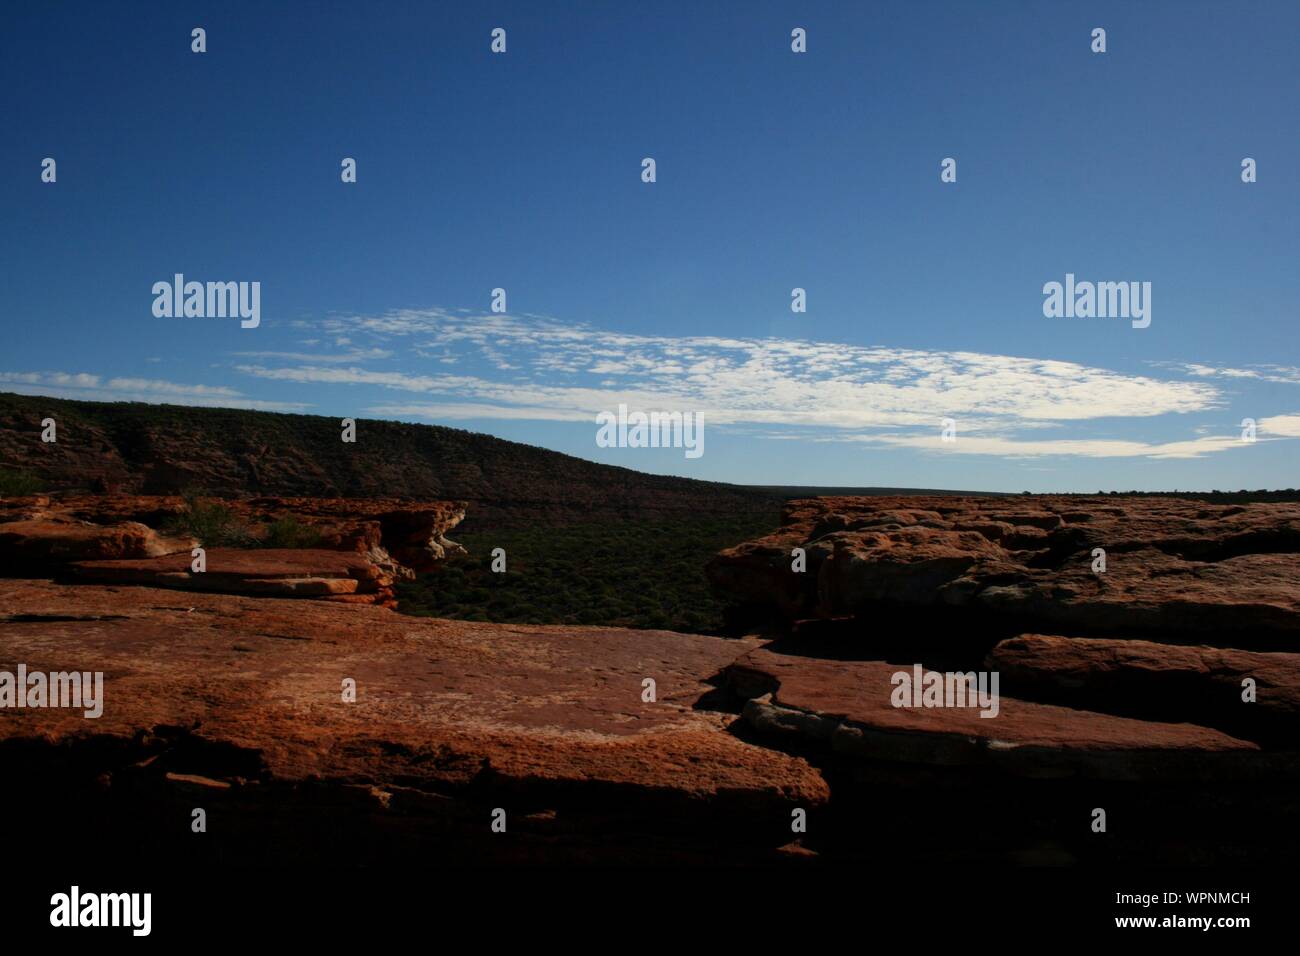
left=0, top=468, right=43, bottom=498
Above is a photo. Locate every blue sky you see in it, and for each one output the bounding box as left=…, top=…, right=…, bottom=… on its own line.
left=2, top=1, right=1297, bottom=491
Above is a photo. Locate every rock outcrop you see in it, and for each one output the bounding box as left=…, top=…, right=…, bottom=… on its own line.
left=697, top=494, right=1300, bottom=864
left=0, top=493, right=465, bottom=608
left=987, top=634, right=1300, bottom=748
left=71, top=548, right=403, bottom=607
left=0, top=516, right=196, bottom=569
left=709, top=495, right=1300, bottom=648
left=726, top=647, right=1260, bottom=779
left=4, top=492, right=1298, bottom=867
left=0, top=579, right=824, bottom=865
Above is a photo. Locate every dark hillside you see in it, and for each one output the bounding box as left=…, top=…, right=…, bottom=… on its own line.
left=0, top=392, right=781, bottom=528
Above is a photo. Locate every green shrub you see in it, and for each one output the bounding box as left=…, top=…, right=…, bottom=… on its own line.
left=0, top=468, right=42, bottom=497
left=396, top=507, right=781, bottom=634
left=260, top=515, right=323, bottom=549
left=164, top=491, right=254, bottom=547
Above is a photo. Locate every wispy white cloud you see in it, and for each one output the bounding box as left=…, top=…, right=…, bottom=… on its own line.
left=8, top=308, right=1293, bottom=463
left=223, top=307, right=1293, bottom=458
left=371, top=402, right=587, bottom=422
left=847, top=432, right=1251, bottom=460
left=231, top=348, right=393, bottom=364
left=1154, top=362, right=1300, bottom=386
left=1260, top=413, right=1300, bottom=437
left=242, top=311, right=1223, bottom=443
left=0, top=371, right=311, bottom=412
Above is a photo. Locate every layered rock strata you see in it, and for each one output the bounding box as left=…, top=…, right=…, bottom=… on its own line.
left=0, top=494, right=465, bottom=607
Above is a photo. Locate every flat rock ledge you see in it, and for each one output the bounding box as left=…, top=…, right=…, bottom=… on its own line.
left=708, top=495, right=1300, bottom=647
left=0, top=493, right=466, bottom=608
left=987, top=634, right=1300, bottom=748
left=6, top=576, right=1298, bottom=865
left=0, top=580, right=824, bottom=864
left=71, top=549, right=402, bottom=607
left=726, top=647, right=1262, bottom=782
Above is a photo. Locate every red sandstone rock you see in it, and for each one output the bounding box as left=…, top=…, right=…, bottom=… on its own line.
left=0, top=516, right=196, bottom=569
left=0, top=494, right=467, bottom=607
left=228, top=497, right=466, bottom=571
left=72, top=548, right=396, bottom=604
left=709, top=495, right=1300, bottom=646
left=0, top=579, right=826, bottom=862
left=14, top=494, right=468, bottom=571
left=3, top=489, right=1296, bottom=866
left=726, top=647, right=1261, bottom=780
left=987, top=634, right=1300, bottom=746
